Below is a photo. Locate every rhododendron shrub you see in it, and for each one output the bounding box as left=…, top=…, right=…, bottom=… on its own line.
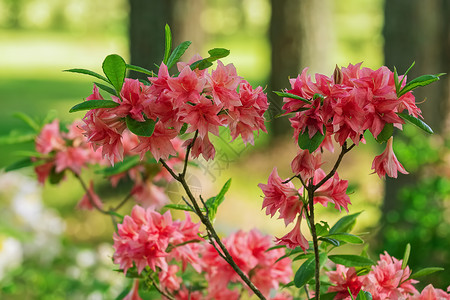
left=2, top=26, right=448, bottom=299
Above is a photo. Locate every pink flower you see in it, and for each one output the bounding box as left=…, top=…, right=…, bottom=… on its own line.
left=326, top=265, right=365, bottom=299
left=276, top=215, right=309, bottom=251
left=132, top=122, right=177, bottom=161
left=159, top=265, right=181, bottom=292
left=123, top=279, right=142, bottom=300
left=167, top=65, right=206, bottom=106
left=77, top=180, right=103, bottom=211
left=54, top=147, right=90, bottom=175
left=179, top=95, right=223, bottom=138
left=119, top=78, right=151, bottom=122
left=174, top=288, right=203, bottom=300
left=291, top=149, right=323, bottom=181
left=131, top=181, right=170, bottom=209
left=371, top=136, right=408, bottom=179
left=113, top=206, right=174, bottom=274
left=35, top=120, right=65, bottom=154
left=186, top=135, right=216, bottom=161
left=202, top=229, right=292, bottom=298
left=411, top=284, right=450, bottom=300
left=206, top=60, right=242, bottom=108
left=259, top=167, right=302, bottom=225
left=313, top=168, right=351, bottom=212
left=363, top=252, right=418, bottom=300
left=34, top=162, right=54, bottom=185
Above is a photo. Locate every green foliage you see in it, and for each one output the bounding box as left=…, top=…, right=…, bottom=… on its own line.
left=125, top=115, right=157, bottom=137
left=69, top=100, right=119, bottom=113
left=298, top=126, right=326, bottom=153
left=375, top=123, right=393, bottom=143
left=397, top=112, right=433, bottom=134
left=328, top=255, right=375, bottom=267
left=167, top=41, right=192, bottom=70
left=273, top=91, right=311, bottom=104
left=102, top=54, right=127, bottom=94
left=205, top=178, right=231, bottom=222
left=294, top=253, right=327, bottom=288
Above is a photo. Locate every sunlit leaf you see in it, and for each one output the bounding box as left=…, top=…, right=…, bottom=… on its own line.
left=398, top=73, right=445, bottom=97
left=166, top=41, right=192, bottom=70
left=397, top=112, right=433, bottom=134
left=64, top=68, right=109, bottom=83
left=402, top=243, right=411, bottom=269
left=69, top=100, right=119, bottom=113
left=329, top=212, right=362, bottom=234
left=163, top=24, right=172, bottom=64
left=375, top=123, right=393, bottom=143
left=102, top=54, right=127, bottom=93
left=409, top=267, right=444, bottom=280
left=125, top=115, right=157, bottom=137
left=298, top=126, right=326, bottom=153
left=328, top=255, right=375, bottom=267
left=273, top=91, right=311, bottom=104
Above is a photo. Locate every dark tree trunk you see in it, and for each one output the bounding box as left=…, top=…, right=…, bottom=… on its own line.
left=268, top=0, right=331, bottom=139
left=383, top=0, right=450, bottom=214
left=128, top=0, right=205, bottom=79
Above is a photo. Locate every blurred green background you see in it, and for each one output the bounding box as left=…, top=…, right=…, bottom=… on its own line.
left=0, top=0, right=449, bottom=299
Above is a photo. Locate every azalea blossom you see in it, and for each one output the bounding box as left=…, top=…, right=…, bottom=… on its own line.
left=372, top=136, right=408, bottom=179
left=326, top=265, right=365, bottom=299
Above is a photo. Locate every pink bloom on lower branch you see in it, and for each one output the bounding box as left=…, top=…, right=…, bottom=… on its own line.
left=363, top=251, right=418, bottom=300
left=131, top=181, right=169, bottom=209
left=291, top=149, right=323, bottom=181
left=326, top=265, right=365, bottom=300
left=77, top=180, right=103, bottom=211
left=372, top=136, right=408, bottom=179
left=276, top=215, right=309, bottom=251
left=123, top=279, right=142, bottom=300
left=159, top=265, right=181, bottom=293
left=313, top=168, right=351, bottom=212
left=259, top=167, right=302, bottom=225
left=35, top=119, right=65, bottom=154
left=410, top=284, right=450, bottom=300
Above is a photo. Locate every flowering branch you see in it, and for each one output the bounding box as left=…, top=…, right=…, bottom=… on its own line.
left=160, top=134, right=268, bottom=300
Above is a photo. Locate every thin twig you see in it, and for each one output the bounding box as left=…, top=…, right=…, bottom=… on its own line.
left=181, top=130, right=198, bottom=179
left=282, top=174, right=299, bottom=184
left=73, top=172, right=109, bottom=215
left=160, top=159, right=179, bottom=181
left=112, top=192, right=134, bottom=212
left=150, top=276, right=175, bottom=300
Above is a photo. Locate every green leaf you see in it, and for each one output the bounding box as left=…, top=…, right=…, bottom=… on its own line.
left=102, top=54, right=127, bottom=94
left=409, top=267, right=444, bottom=280
left=402, top=243, right=411, bottom=269
left=298, top=126, right=326, bottom=153
left=69, top=100, right=119, bottom=113
left=328, top=255, right=375, bottom=267
left=292, top=253, right=314, bottom=261
left=126, top=64, right=155, bottom=76
left=397, top=112, right=433, bottom=134
left=294, top=252, right=327, bottom=288
left=179, top=123, right=188, bottom=135
left=42, top=109, right=58, bottom=125
left=163, top=204, right=194, bottom=212
left=206, top=48, right=230, bottom=61
left=0, top=132, right=35, bottom=145
left=319, top=237, right=340, bottom=247
left=5, top=157, right=34, bottom=172
left=273, top=91, right=311, bottom=104
left=375, top=123, right=393, bottom=143
left=323, top=233, right=363, bottom=244
left=205, top=178, right=231, bottom=221
left=355, top=290, right=372, bottom=300
left=315, top=221, right=330, bottom=236
left=125, top=115, right=157, bottom=137
left=190, top=59, right=213, bottom=70
left=94, top=82, right=117, bottom=96
left=397, top=61, right=415, bottom=92
left=398, top=73, right=445, bottom=97
left=166, top=41, right=192, bottom=70
left=64, top=68, right=109, bottom=83
left=49, top=168, right=65, bottom=184
left=394, top=66, right=400, bottom=94
left=329, top=212, right=362, bottom=234
left=320, top=292, right=338, bottom=300
left=12, top=112, right=40, bottom=132
left=96, top=156, right=141, bottom=177
left=163, top=24, right=172, bottom=64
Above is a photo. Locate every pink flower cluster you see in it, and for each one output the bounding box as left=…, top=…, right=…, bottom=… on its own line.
left=33, top=119, right=180, bottom=210
left=326, top=252, right=450, bottom=300
left=112, top=205, right=293, bottom=299
left=82, top=58, right=268, bottom=164
left=34, top=119, right=104, bottom=184
left=259, top=167, right=350, bottom=251
left=283, top=63, right=414, bottom=179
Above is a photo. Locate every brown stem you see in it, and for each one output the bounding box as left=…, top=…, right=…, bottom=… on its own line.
left=150, top=276, right=174, bottom=300
left=305, top=142, right=355, bottom=300
left=73, top=172, right=109, bottom=215
left=160, top=133, right=267, bottom=300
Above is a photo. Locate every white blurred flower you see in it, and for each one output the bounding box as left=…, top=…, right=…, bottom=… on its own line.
left=0, top=236, right=23, bottom=280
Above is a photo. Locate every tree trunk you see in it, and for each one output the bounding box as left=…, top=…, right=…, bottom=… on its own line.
left=268, top=0, right=332, bottom=139
left=383, top=0, right=450, bottom=214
